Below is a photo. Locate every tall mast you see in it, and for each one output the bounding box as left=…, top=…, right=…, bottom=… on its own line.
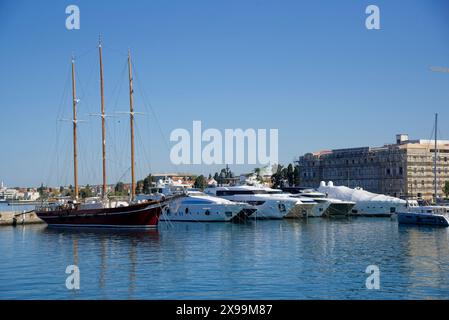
left=434, top=113, right=438, bottom=203
left=99, top=38, right=107, bottom=198
left=71, top=57, right=79, bottom=200
left=128, top=49, right=136, bottom=200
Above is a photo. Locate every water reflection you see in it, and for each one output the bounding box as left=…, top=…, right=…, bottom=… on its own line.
left=40, top=227, right=160, bottom=298
left=0, top=220, right=447, bottom=299
left=397, top=225, right=449, bottom=299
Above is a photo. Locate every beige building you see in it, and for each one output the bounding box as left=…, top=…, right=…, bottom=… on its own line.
left=297, top=134, right=449, bottom=201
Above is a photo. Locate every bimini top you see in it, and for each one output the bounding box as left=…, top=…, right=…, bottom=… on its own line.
left=317, top=181, right=406, bottom=204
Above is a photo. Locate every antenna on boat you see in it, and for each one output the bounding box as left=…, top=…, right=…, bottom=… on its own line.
left=99, top=36, right=107, bottom=198
left=128, top=48, right=136, bottom=200
left=434, top=113, right=438, bottom=204
left=430, top=66, right=449, bottom=204
left=71, top=56, right=79, bottom=200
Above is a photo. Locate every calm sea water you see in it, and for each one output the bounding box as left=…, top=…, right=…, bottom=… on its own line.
left=0, top=203, right=35, bottom=212
left=0, top=218, right=448, bottom=300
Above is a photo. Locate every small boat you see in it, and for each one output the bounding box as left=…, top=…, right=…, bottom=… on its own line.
left=397, top=206, right=449, bottom=227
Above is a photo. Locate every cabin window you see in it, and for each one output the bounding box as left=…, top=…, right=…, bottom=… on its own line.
left=390, top=207, right=396, bottom=213
left=247, top=201, right=265, bottom=206
left=185, top=208, right=189, bottom=214
left=205, top=210, right=210, bottom=216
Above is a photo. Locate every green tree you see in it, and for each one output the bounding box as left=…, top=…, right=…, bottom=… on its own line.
left=115, top=182, right=125, bottom=195
left=194, top=175, right=207, bottom=190
left=287, top=164, right=294, bottom=186
left=80, top=184, right=93, bottom=199
left=443, top=181, right=449, bottom=199
left=37, top=183, right=45, bottom=197
left=293, top=166, right=300, bottom=186
left=37, top=183, right=49, bottom=199
left=136, top=180, right=144, bottom=194
left=271, top=165, right=284, bottom=188
left=143, top=174, right=155, bottom=193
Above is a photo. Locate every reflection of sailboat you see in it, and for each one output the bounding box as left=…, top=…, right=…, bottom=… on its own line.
left=36, top=40, right=170, bottom=229
left=43, top=227, right=160, bottom=297
left=398, top=114, right=449, bottom=227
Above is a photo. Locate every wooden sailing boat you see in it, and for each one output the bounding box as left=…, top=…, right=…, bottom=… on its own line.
left=35, top=40, right=168, bottom=228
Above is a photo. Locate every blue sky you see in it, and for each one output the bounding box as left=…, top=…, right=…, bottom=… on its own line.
left=1, top=0, right=449, bottom=187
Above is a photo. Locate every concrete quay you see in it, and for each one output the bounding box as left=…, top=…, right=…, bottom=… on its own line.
left=0, top=211, right=44, bottom=226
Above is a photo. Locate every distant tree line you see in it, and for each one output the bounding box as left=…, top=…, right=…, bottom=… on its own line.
left=271, top=163, right=300, bottom=188
left=211, top=165, right=235, bottom=186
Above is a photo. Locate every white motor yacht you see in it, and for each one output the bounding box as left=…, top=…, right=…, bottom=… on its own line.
left=204, top=185, right=314, bottom=219
left=317, top=181, right=407, bottom=217
left=136, top=179, right=254, bottom=222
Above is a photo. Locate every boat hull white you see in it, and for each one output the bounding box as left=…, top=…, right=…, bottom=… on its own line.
left=349, top=202, right=406, bottom=217
left=160, top=202, right=247, bottom=222
left=285, top=203, right=316, bottom=219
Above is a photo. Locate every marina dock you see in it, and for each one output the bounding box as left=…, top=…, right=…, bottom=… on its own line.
left=0, top=211, right=43, bottom=226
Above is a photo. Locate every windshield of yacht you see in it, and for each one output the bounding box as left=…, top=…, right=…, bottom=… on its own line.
left=217, top=190, right=269, bottom=196
left=301, top=193, right=326, bottom=199
left=188, top=191, right=207, bottom=196
left=266, top=190, right=285, bottom=194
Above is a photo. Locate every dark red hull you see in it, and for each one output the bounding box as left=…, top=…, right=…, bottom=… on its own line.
left=35, top=201, right=166, bottom=229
